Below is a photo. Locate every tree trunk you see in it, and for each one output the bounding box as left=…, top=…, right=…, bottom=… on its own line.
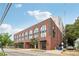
left=34, top=44, right=36, bottom=49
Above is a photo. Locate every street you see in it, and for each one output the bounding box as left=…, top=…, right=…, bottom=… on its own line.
left=0, top=48, right=59, bottom=56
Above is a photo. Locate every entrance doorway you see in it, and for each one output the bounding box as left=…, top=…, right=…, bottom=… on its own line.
left=25, top=42, right=30, bottom=48
left=40, top=40, right=46, bottom=50
left=36, top=43, right=38, bottom=48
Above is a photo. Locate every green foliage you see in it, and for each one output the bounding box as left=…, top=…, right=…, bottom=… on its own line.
left=0, top=33, right=13, bottom=47
left=75, top=39, right=79, bottom=49
left=0, top=52, right=7, bottom=56
left=77, top=45, right=79, bottom=49
left=65, top=16, right=79, bottom=46
left=65, top=24, right=75, bottom=40
left=30, top=38, right=38, bottom=45
left=30, top=38, right=38, bottom=48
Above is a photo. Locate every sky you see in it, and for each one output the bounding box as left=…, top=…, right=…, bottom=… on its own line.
left=0, top=3, right=79, bottom=39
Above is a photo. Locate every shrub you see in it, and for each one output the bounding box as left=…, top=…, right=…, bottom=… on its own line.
left=0, top=52, right=7, bottom=56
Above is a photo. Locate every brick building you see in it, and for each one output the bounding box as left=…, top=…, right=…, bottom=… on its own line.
left=14, top=17, right=64, bottom=50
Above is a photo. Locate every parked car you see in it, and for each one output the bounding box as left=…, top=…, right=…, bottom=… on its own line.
left=66, top=46, right=75, bottom=50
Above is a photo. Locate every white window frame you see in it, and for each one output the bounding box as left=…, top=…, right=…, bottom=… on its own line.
left=29, top=30, right=33, bottom=39
left=34, top=27, right=38, bottom=38
left=25, top=32, right=28, bottom=39
left=41, top=25, right=46, bottom=37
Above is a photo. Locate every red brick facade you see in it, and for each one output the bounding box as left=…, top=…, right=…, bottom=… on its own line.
left=14, top=18, right=63, bottom=50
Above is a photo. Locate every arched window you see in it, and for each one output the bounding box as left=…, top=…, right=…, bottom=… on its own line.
left=40, top=25, right=46, bottom=37
left=34, top=27, right=38, bottom=38
left=29, top=30, right=33, bottom=39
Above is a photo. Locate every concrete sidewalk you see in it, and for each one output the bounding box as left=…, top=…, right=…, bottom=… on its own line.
left=46, top=50, right=79, bottom=56
left=45, top=50, right=62, bottom=55
left=11, top=48, right=62, bottom=55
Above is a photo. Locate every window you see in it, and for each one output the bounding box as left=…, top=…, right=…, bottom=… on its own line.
left=22, top=33, right=24, bottom=37
left=53, top=30, right=55, bottom=37
left=21, top=33, right=24, bottom=40
left=16, top=35, right=19, bottom=41
left=41, top=25, right=46, bottom=37
left=17, top=35, right=18, bottom=39
left=14, top=35, right=17, bottom=41
left=19, top=34, right=22, bottom=41
left=14, top=35, right=16, bottom=39
left=25, top=32, right=28, bottom=36
left=29, top=30, right=33, bottom=39
left=16, top=35, right=17, bottom=39
left=25, top=32, right=28, bottom=39
left=34, top=27, right=38, bottom=38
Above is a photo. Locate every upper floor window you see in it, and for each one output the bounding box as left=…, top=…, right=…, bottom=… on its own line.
left=25, top=32, right=28, bottom=36
left=14, top=35, right=17, bottom=41
left=29, top=30, right=33, bottom=39
left=41, top=25, right=46, bottom=37
left=19, top=34, right=21, bottom=38
left=19, top=34, right=22, bottom=41
left=41, top=25, right=46, bottom=31
left=22, top=33, right=25, bottom=40
left=22, top=33, right=24, bottom=37
left=16, top=35, right=18, bottom=39
left=25, top=32, right=28, bottom=39
left=14, top=35, right=16, bottom=39
left=34, top=27, right=39, bottom=38
left=15, top=35, right=19, bottom=41
left=53, top=30, right=55, bottom=37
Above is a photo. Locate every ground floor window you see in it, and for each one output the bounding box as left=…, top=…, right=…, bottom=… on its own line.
left=17, top=43, right=24, bottom=48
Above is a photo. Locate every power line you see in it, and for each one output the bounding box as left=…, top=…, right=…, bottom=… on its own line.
left=0, top=3, right=12, bottom=25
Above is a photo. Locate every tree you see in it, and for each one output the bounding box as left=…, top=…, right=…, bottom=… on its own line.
left=65, top=16, right=79, bottom=46
left=75, top=38, right=79, bottom=49
left=0, top=33, right=12, bottom=47
left=30, top=38, right=38, bottom=48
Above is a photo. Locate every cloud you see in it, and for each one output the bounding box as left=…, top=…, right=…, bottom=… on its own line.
left=0, top=23, right=24, bottom=34
left=0, top=24, right=12, bottom=33
left=27, top=10, right=64, bottom=33
left=27, top=10, right=52, bottom=22
left=0, top=23, right=25, bottom=40
left=15, top=4, right=22, bottom=8
left=0, top=23, right=14, bottom=40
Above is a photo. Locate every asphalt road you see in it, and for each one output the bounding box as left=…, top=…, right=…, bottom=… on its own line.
left=4, top=49, right=36, bottom=56
left=0, top=48, right=59, bottom=56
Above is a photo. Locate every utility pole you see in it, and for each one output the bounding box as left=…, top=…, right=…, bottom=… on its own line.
left=0, top=3, right=12, bottom=25
left=0, top=3, right=12, bottom=55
